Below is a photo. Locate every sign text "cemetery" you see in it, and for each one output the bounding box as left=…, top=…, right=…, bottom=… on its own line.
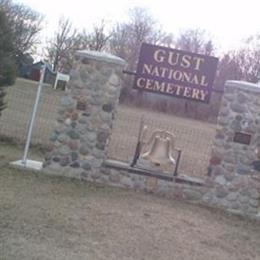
left=133, top=43, right=219, bottom=103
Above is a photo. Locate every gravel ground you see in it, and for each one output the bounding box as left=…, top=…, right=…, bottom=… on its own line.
left=0, top=163, right=260, bottom=260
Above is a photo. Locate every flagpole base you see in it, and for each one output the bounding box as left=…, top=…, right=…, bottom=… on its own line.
left=10, top=159, right=43, bottom=171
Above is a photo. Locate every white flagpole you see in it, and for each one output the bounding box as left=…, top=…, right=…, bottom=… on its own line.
left=22, top=64, right=46, bottom=165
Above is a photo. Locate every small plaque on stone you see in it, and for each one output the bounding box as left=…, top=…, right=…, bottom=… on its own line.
left=76, top=100, right=87, bottom=111
left=233, top=132, right=251, bottom=145
left=146, top=177, right=158, bottom=192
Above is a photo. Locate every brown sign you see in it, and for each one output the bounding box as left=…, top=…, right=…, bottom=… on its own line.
left=133, top=43, right=219, bottom=103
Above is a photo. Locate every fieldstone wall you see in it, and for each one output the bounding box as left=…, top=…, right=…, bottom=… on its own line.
left=101, top=160, right=208, bottom=201
left=43, top=49, right=209, bottom=205
left=44, top=51, right=126, bottom=178
left=205, top=81, right=260, bottom=216
left=43, top=49, right=259, bottom=218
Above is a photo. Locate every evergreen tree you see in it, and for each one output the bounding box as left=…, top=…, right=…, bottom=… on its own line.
left=0, top=9, right=16, bottom=116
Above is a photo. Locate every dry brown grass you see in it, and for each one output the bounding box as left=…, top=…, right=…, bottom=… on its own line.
left=0, top=157, right=259, bottom=260
left=0, top=78, right=216, bottom=179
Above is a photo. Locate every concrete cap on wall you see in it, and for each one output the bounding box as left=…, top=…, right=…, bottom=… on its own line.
left=225, top=80, right=260, bottom=94
left=76, top=50, right=126, bottom=66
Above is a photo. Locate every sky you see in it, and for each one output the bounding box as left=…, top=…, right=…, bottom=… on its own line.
left=18, top=0, right=260, bottom=58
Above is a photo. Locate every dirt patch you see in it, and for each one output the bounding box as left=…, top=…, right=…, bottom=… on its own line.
left=0, top=166, right=259, bottom=260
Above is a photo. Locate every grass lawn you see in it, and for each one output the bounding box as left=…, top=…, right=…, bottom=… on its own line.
left=0, top=143, right=260, bottom=260
left=0, top=78, right=61, bottom=146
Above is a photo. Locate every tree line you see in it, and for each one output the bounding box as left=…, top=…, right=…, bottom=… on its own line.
left=1, top=0, right=260, bottom=121
left=0, top=0, right=42, bottom=116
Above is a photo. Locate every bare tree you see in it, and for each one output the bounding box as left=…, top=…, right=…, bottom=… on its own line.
left=214, top=53, right=243, bottom=90
left=46, top=17, right=80, bottom=72
left=0, top=0, right=43, bottom=55
left=46, top=18, right=112, bottom=73
left=215, top=46, right=260, bottom=89
left=109, top=7, right=173, bottom=102
left=175, top=28, right=215, bottom=55
left=109, top=23, right=129, bottom=59
left=83, top=20, right=111, bottom=51
left=110, top=7, right=173, bottom=69
left=214, top=34, right=260, bottom=90
left=239, top=36, right=260, bottom=83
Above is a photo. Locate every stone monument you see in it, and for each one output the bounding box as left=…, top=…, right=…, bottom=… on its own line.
left=43, top=50, right=259, bottom=218
left=205, top=81, right=260, bottom=215
left=44, top=50, right=125, bottom=180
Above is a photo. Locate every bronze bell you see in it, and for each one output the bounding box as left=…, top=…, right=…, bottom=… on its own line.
left=141, top=130, right=176, bottom=166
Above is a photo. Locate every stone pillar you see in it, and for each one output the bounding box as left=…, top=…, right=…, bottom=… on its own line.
left=205, top=81, right=260, bottom=215
left=44, top=51, right=125, bottom=179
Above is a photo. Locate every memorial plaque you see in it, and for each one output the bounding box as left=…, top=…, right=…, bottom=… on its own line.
left=76, top=100, right=87, bottom=111
left=233, top=132, right=251, bottom=145
left=134, top=43, right=219, bottom=103
left=146, top=176, right=158, bottom=192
